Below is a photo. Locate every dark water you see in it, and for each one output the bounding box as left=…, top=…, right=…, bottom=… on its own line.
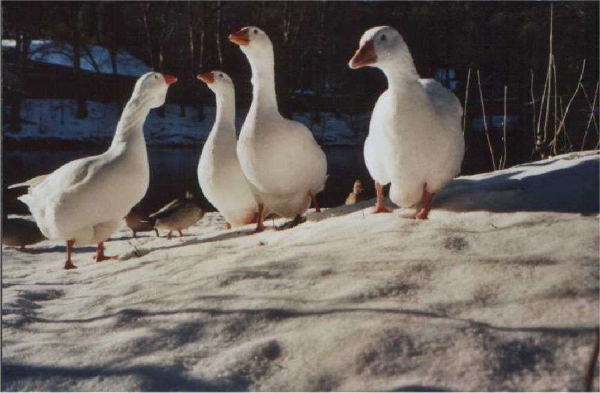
left=3, top=147, right=377, bottom=215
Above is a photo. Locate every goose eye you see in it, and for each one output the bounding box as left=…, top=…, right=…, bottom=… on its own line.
left=219, top=74, right=223, bottom=78
left=253, top=29, right=258, bottom=34
left=380, top=34, right=387, bottom=42
left=154, top=74, right=159, bottom=79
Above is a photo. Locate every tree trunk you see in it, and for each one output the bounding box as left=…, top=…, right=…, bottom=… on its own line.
left=215, top=1, right=223, bottom=66
left=279, top=2, right=292, bottom=118
left=196, top=1, right=206, bottom=122
left=10, top=33, right=30, bottom=132
left=180, top=1, right=193, bottom=118
left=71, top=3, right=88, bottom=119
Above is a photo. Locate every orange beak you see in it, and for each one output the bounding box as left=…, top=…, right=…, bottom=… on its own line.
left=349, top=40, right=377, bottom=69
left=229, top=28, right=250, bottom=46
left=197, top=72, right=214, bottom=84
left=163, top=74, right=178, bottom=85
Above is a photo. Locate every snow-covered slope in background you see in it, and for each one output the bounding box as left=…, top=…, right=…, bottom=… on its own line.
left=2, top=39, right=151, bottom=76
left=2, top=152, right=598, bottom=391
left=3, top=99, right=365, bottom=147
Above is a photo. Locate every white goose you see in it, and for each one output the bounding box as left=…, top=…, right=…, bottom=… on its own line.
left=197, top=70, right=260, bottom=229
left=229, top=27, right=327, bottom=231
left=10, top=72, right=177, bottom=269
left=349, top=26, right=464, bottom=219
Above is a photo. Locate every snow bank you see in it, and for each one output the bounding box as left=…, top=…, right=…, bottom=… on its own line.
left=3, top=99, right=365, bottom=147
left=2, top=152, right=598, bottom=391
left=2, top=39, right=150, bottom=76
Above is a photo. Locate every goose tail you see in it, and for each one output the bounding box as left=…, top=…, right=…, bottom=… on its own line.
left=8, top=174, right=49, bottom=190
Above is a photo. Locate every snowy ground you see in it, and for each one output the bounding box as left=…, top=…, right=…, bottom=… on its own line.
left=2, top=152, right=599, bottom=391
left=3, top=99, right=365, bottom=147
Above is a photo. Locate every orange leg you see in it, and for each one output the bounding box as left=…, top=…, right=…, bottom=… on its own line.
left=95, top=242, right=117, bottom=262
left=64, top=240, right=77, bottom=270
left=415, top=183, right=435, bottom=220
left=178, top=230, right=183, bottom=237
left=167, top=231, right=172, bottom=240
left=373, top=181, right=391, bottom=214
left=225, top=222, right=232, bottom=230
left=309, top=192, right=321, bottom=213
left=255, top=203, right=265, bottom=233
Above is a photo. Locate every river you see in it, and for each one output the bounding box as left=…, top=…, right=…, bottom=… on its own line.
left=3, top=147, right=375, bottom=216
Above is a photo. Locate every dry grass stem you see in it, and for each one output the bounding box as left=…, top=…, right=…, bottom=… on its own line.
left=551, top=59, right=586, bottom=154
left=463, top=67, right=471, bottom=136
left=581, top=82, right=599, bottom=151
left=501, top=85, right=508, bottom=169
left=477, top=69, right=496, bottom=170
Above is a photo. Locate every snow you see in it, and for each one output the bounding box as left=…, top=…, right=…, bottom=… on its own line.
left=2, top=151, right=599, bottom=391
left=2, top=39, right=150, bottom=76
left=4, top=99, right=366, bottom=147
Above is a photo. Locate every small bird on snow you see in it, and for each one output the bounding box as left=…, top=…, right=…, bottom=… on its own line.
left=2, top=216, right=46, bottom=250
left=147, top=191, right=204, bottom=239
left=125, top=208, right=160, bottom=238
left=345, top=180, right=365, bottom=205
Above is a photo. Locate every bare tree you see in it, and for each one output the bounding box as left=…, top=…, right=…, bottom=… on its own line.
left=70, top=2, right=88, bottom=118
left=142, top=1, right=176, bottom=117
left=215, top=1, right=223, bottom=66
left=8, top=32, right=31, bottom=132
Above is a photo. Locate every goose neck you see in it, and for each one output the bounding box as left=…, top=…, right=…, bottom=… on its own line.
left=379, top=54, right=419, bottom=94
left=111, top=94, right=151, bottom=147
left=248, top=52, right=278, bottom=112
left=215, top=90, right=236, bottom=129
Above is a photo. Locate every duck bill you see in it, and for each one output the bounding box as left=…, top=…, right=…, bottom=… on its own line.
left=229, top=28, right=250, bottom=46
left=163, top=74, right=178, bottom=85
left=197, top=72, right=214, bottom=84
left=349, top=40, right=377, bottom=69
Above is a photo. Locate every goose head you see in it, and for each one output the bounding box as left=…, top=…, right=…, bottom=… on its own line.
left=349, top=26, right=415, bottom=75
left=229, top=26, right=273, bottom=60
left=133, top=72, right=178, bottom=108
left=197, top=70, right=234, bottom=96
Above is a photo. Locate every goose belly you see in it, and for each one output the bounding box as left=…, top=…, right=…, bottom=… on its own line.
left=198, top=150, right=258, bottom=227
left=40, top=159, right=148, bottom=242
left=364, top=133, right=392, bottom=186
left=370, top=94, right=464, bottom=207
left=388, top=125, right=463, bottom=207
left=237, top=131, right=326, bottom=217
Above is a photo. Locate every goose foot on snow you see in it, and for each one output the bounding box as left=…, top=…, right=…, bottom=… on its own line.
left=277, top=214, right=306, bottom=231
left=64, top=240, right=78, bottom=270
left=373, top=181, right=391, bottom=214
left=95, top=242, right=117, bottom=262
left=415, top=183, right=434, bottom=220
left=254, top=203, right=266, bottom=233
left=309, top=192, right=321, bottom=213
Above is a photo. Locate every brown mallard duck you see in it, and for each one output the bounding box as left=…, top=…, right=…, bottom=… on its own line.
left=148, top=192, right=204, bottom=239
left=125, top=208, right=159, bottom=238
left=345, top=180, right=365, bottom=205
left=2, top=217, right=46, bottom=249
